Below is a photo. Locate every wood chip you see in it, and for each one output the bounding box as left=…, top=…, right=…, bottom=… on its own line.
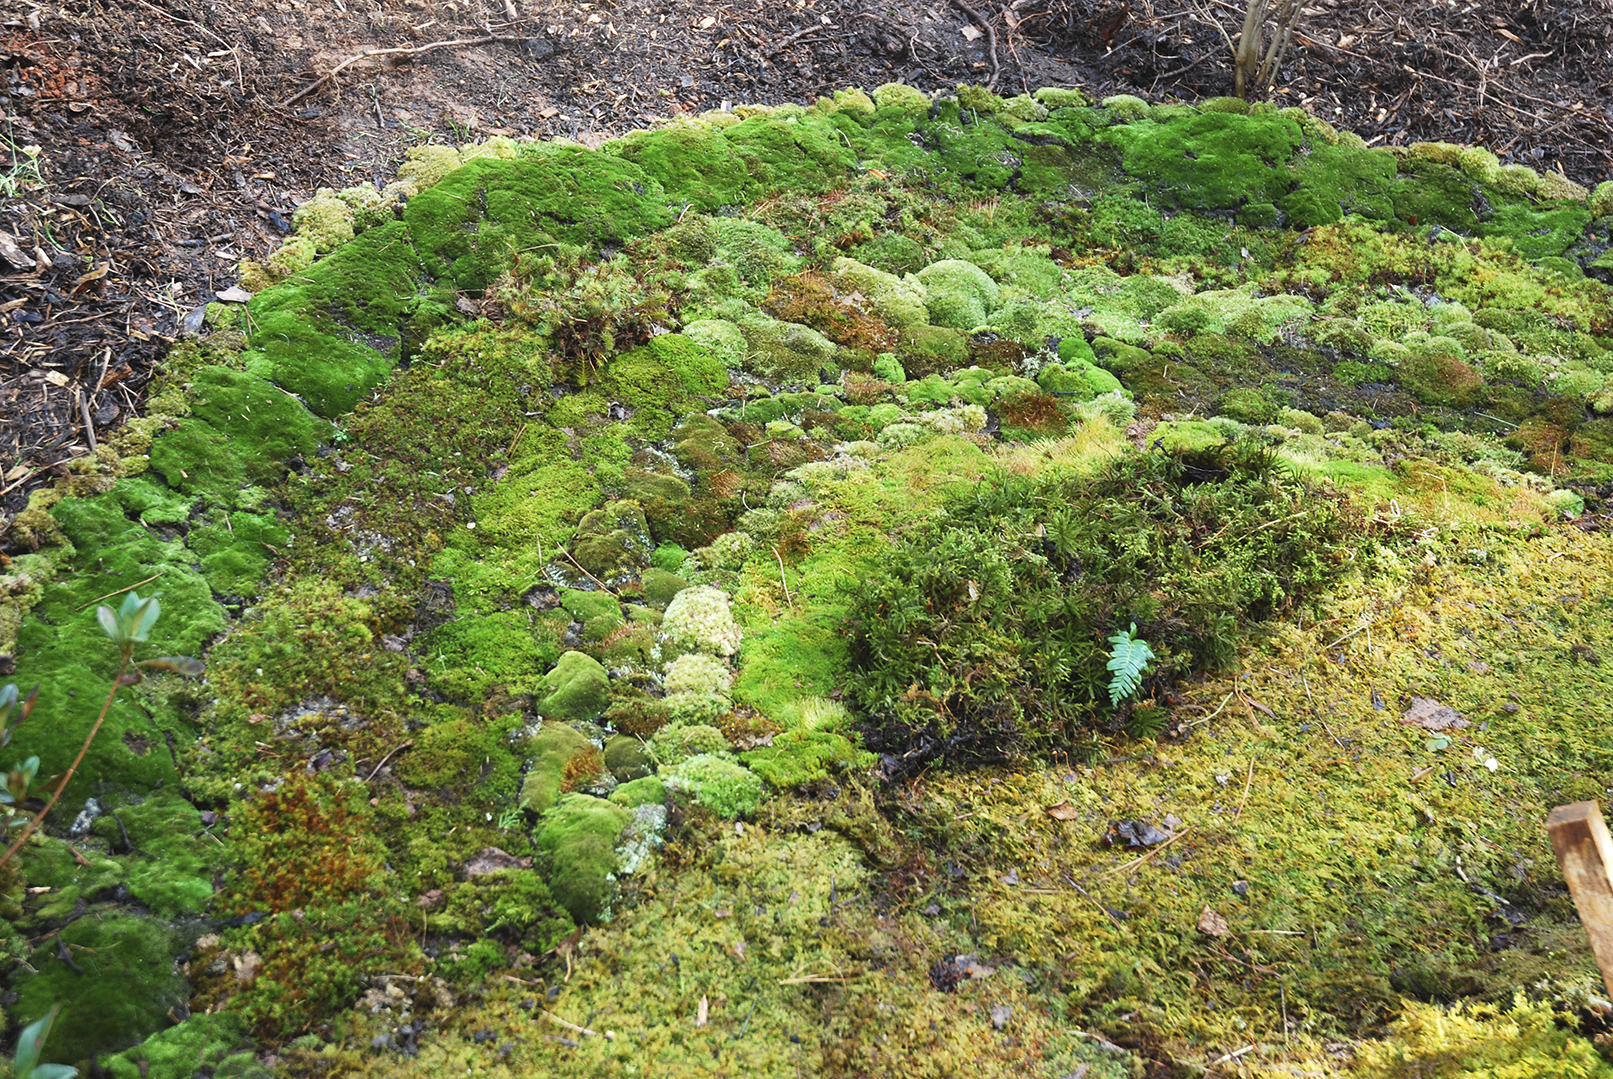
left=43, top=371, right=72, bottom=388
left=0, top=230, right=32, bottom=271
left=1045, top=801, right=1080, bottom=821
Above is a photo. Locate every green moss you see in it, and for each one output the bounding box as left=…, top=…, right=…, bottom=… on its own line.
left=679, top=319, right=748, bottom=368
left=148, top=367, right=327, bottom=506
left=737, top=312, right=839, bottom=384
left=425, top=609, right=558, bottom=700
left=608, top=774, right=667, bottom=807
left=291, top=189, right=357, bottom=252
left=916, top=259, right=999, bottom=329
left=1102, top=111, right=1304, bottom=211
left=663, top=753, right=765, bottom=818
left=539, top=650, right=612, bottom=724
left=605, top=123, right=751, bottom=211
left=518, top=722, right=598, bottom=813
left=104, top=1015, right=265, bottom=1079
left=534, top=793, right=631, bottom=922
left=184, top=511, right=292, bottom=597
left=399, top=711, right=520, bottom=797
left=649, top=722, right=729, bottom=766
left=641, top=568, right=690, bottom=607
left=569, top=501, right=654, bottom=584
left=15, top=912, right=187, bottom=1062
left=603, top=733, right=653, bottom=782
left=88, top=792, right=220, bottom=917
left=742, top=728, right=866, bottom=788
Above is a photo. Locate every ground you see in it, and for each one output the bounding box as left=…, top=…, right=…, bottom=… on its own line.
left=2, top=14, right=1613, bottom=1079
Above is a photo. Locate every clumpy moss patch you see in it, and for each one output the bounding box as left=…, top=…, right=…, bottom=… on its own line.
left=7, top=83, right=1613, bottom=1079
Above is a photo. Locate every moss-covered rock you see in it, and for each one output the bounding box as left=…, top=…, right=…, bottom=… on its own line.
left=15, top=912, right=188, bottom=1062
left=603, top=734, right=653, bottom=782
left=519, top=721, right=600, bottom=813
left=736, top=312, right=839, bottom=384
left=916, top=259, right=1000, bottom=329
left=538, top=651, right=612, bottom=725
left=569, top=501, right=654, bottom=584
left=534, top=793, right=631, bottom=922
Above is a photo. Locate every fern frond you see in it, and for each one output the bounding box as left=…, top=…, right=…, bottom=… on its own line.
left=1106, top=623, right=1156, bottom=706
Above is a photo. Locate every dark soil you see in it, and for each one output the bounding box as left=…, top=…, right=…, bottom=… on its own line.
left=2, top=0, right=1610, bottom=515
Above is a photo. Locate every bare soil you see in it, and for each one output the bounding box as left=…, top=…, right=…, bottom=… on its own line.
left=2, top=0, right=1611, bottom=515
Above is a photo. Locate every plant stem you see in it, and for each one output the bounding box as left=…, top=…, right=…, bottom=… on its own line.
left=0, top=656, right=128, bottom=869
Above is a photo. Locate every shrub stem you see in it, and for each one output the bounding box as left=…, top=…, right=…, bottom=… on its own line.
left=0, top=655, right=128, bottom=869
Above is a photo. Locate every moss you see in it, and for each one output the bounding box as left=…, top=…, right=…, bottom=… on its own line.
left=605, top=123, right=751, bottom=212
left=291, top=189, right=357, bottom=253
left=648, top=722, right=729, bottom=766
left=148, top=367, right=328, bottom=507
left=560, top=588, right=625, bottom=639
left=608, top=774, right=667, bottom=807
left=87, top=792, right=220, bottom=917
left=663, top=752, right=765, bottom=818
left=603, top=734, right=653, bottom=782
left=397, top=144, right=465, bottom=190
left=568, top=501, right=653, bottom=585
left=424, top=608, right=557, bottom=700
left=15, top=912, right=187, bottom=1062
left=827, top=257, right=930, bottom=330
left=1102, top=111, right=1304, bottom=211
left=399, top=712, right=520, bottom=798
left=741, top=728, right=866, bottom=788
left=104, top=1015, right=266, bottom=1079
left=915, top=259, right=999, bottom=329
left=679, top=319, right=748, bottom=368
left=533, top=793, right=631, bottom=922
left=873, top=82, right=931, bottom=113
left=519, top=722, right=598, bottom=813
left=538, top=651, right=612, bottom=724
left=1100, top=94, right=1150, bottom=123
left=641, top=567, right=691, bottom=607
left=1352, top=996, right=1613, bottom=1078
left=736, top=311, right=839, bottom=384
left=184, top=511, right=292, bottom=597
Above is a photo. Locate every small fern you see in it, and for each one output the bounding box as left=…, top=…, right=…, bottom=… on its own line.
left=1106, top=623, right=1156, bottom=706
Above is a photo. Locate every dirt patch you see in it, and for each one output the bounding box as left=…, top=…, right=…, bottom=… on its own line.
left=2, top=0, right=1611, bottom=513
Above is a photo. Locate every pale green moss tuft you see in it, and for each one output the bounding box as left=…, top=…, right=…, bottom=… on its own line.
left=663, top=652, right=734, bottom=697
left=873, top=82, right=931, bottom=112
left=397, top=144, right=465, bottom=190
left=660, top=585, right=742, bottom=657
left=1456, top=146, right=1502, bottom=185
left=1409, top=141, right=1463, bottom=166
left=679, top=319, right=748, bottom=368
left=916, top=259, right=1000, bottom=329
left=831, top=256, right=930, bottom=329
left=648, top=722, right=729, bottom=765
left=1537, top=170, right=1590, bottom=202
left=663, top=752, right=765, bottom=818
left=1495, top=163, right=1543, bottom=197
left=1100, top=94, right=1150, bottom=123
left=1591, top=180, right=1613, bottom=218
left=291, top=188, right=356, bottom=253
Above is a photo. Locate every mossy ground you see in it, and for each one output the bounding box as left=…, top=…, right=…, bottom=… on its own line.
left=3, top=87, right=1613, bottom=1077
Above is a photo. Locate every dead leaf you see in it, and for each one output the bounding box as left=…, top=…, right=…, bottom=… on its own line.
left=1197, top=907, right=1229, bottom=937
left=43, top=370, right=71, bottom=388
left=696, top=995, right=708, bottom=1027
left=216, top=285, right=253, bottom=303
left=74, top=263, right=110, bottom=287
left=1401, top=697, right=1468, bottom=732
left=0, top=230, right=32, bottom=271
left=698, top=14, right=716, bottom=28
left=960, top=23, right=982, bottom=40
left=1045, top=801, right=1079, bottom=821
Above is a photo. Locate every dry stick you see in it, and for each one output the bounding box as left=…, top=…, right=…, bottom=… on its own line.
left=0, top=466, right=47, bottom=498
left=1062, top=874, right=1125, bottom=929
left=363, top=739, right=415, bottom=782
left=771, top=546, right=793, bottom=607
left=281, top=35, right=525, bottom=108
left=947, top=0, right=1000, bottom=89
left=0, top=658, right=128, bottom=869
left=1233, top=757, right=1257, bottom=819
left=1099, top=826, right=1193, bottom=879
left=562, top=550, right=617, bottom=595
left=543, top=1011, right=613, bottom=1039
left=75, top=573, right=163, bottom=612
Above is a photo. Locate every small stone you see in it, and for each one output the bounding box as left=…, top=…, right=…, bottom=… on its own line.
left=990, top=1003, right=1013, bottom=1030
left=1231, top=880, right=1249, bottom=897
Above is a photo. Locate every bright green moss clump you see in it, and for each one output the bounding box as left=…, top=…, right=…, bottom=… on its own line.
left=538, top=651, right=612, bottom=724
left=534, top=793, right=631, bottom=922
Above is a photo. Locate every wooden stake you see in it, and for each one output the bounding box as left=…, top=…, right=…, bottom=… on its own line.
left=1547, top=801, right=1613, bottom=999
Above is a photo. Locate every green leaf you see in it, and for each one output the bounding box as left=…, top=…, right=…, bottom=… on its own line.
left=14, top=1006, right=60, bottom=1079
left=31, top=1065, right=78, bottom=1079
left=1106, top=622, right=1156, bottom=706
left=96, top=605, right=123, bottom=643
left=131, top=595, right=162, bottom=642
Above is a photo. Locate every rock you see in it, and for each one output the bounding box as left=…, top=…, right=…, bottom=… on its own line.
left=1401, top=697, right=1468, bottom=732
left=990, top=1003, right=1013, bottom=1030
left=603, top=734, right=653, bottom=782
left=538, top=651, right=611, bottom=725
left=464, top=847, right=532, bottom=876
left=534, top=794, right=631, bottom=923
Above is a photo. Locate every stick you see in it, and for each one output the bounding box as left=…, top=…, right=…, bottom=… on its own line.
left=75, top=573, right=163, bottom=612
left=947, top=0, right=1000, bottom=89
left=281, top=35, right=526, bottom=108
left=363, top=739, right=415, bottom=782
left=562, top=550, right=616, bottom=595
left=543, top=1011, right=613, bottom=1039
left=1099, top=826, right=1192, bottom=879
left=1062, top=874, right=1125, bottom=929
left=1234, top=758, right=1256, bottom=819
left=771, top=546, right=793, bottom=607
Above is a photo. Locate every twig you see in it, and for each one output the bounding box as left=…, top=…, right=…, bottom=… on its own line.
left=1233, top=758, right=1256, bottom=819
left=363, top=739, right=415, bottom=782
left=562, top=550, right=616, bottom=594
left=1062, top=874, right=1125, bottom=929
left=281, top=35, right=526, bottom=107
left=764, top=25, right=827, bottom=56
left=0, top=466, right=48, bottom=497
left=129, top=0, right=232, bottom=48
left=948, top=0, right=1000, bottom=89
left=1208, top=1042, right=1258, bottom=1069
left=1099, top=826, right=1192, bottom=878
left=0, top=657, right=129, bottom=870
left=543, top=1011, right=613, bottom=1040
left=75, top=573, right=163, bottom=612
left=771, top=546, right=793, bottom=607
